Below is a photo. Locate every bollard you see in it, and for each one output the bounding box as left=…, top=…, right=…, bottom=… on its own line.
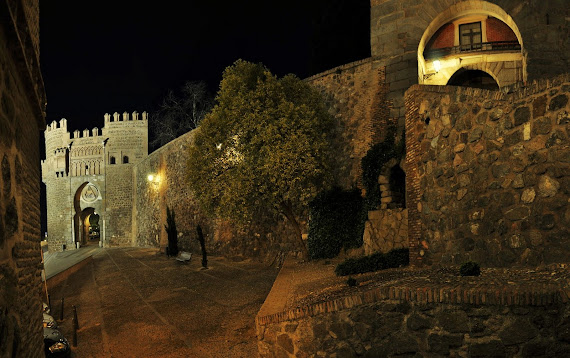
left=47, top=294, right=51, bottom=312
left=60, top=297, right=64, bottom=321
left=73, top=305, right=79, bottom=329
left=72, top=317, right=77, bottom=347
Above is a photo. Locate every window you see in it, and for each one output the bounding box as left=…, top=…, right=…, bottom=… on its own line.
left=110, top=156, right=116, bottom=164
left=123, top=156, right=129, bottom=164
left=459, top=22, right=482, bottom=51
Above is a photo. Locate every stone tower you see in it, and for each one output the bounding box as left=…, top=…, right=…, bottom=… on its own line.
left=41, top=111, right=148, bottom=251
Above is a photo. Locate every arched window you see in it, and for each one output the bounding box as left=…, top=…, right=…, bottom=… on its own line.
left=123, top=156, right=129, bottom=164
left=110, top=156, right=116, bottom=165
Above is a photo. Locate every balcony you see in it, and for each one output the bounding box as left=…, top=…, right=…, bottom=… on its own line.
left=424, top=41, right=521, bottom=60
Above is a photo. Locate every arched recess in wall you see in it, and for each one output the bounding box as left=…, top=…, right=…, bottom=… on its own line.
left=379, top=158, right=406, bottom=209
left=417, top=1, right=526, bottom=88
left=73, top=182, right=103, bottom=245
left=447, top=68, right=499, bottom=90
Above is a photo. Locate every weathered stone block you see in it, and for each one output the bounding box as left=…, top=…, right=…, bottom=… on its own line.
left=548, top=94, right=568, bottom=111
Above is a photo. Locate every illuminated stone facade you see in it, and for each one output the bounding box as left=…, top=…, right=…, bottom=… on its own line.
left=0, top=0, right=46, bottom=356
left=41, top=112, right=148, bottom=251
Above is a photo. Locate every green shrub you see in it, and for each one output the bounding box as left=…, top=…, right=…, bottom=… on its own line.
left=459, top=261, right=481, bottom=276
left=335, top=248, right=410, bottom=276
left=307, top=186, right=366, bottom=260
left=346, top=277, right=357, bottom=287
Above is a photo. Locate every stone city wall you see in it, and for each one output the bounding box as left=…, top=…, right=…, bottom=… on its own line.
left=43, top=177, right=72, bottom=250
left=133, top=131, right=213, bottom=253
left=0, top=1, right=46, bottom=354
left=405, top=74, right=570, bottom=267
left=257, top=286, right=570, bottom=357
left=105, top=166, right=135, bottom=246
left=306, top=58, right=392, bottom=188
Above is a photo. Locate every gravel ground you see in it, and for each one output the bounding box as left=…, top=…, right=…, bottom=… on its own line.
left=47, top=247, right=279, bottom=358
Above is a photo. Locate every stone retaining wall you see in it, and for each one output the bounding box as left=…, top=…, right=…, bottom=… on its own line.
left=363, top=208, right=408, bottom=255
left=257, top=283, right=570, bottom=357
left=405, top=74, right=570, bottom=267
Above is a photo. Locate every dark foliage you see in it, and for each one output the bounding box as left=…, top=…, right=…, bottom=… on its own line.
left=335, top=248, right=410, bottom=276
left=164, top=206, right=179, bottom=257
left=196, top=225, right=208, bottom=268
left=459, top=261, right=481, bottom=276
left=346, top=277, right=358, bottom=287
left=360, top=128, right=404, bottom=209
left=307, top=186, right=366, bottom=260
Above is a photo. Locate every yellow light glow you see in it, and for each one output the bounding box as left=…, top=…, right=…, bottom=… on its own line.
left=147, top=174, right=154, bottom=182
left=433, top=60, right=441, bottom=73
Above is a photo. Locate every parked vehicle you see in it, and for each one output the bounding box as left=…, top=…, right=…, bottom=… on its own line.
left=42, top=302, right=71, bottom=357
left=43, top=327, right=71, bottom=357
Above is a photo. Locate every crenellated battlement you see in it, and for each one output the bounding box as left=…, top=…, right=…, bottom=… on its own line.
left=104, top=110, right=148, bottom=123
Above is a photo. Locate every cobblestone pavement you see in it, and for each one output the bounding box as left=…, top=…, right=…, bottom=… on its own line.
left=47, top=247, right=279, bottom=358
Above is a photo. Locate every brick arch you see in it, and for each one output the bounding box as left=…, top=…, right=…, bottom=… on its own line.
left=417, top=1, right=525, bottom=84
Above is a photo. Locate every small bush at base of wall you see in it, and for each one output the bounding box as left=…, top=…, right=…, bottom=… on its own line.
left=308, top=187, right=366, bottom=260
left=335, top=248, right=409, bottom=276
left=459, top=261, right=481, bottom=276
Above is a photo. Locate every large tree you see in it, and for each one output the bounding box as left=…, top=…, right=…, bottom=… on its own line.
left=149, top=81, right=213, bottom=151
left=186, top=59, right=339, bottom=260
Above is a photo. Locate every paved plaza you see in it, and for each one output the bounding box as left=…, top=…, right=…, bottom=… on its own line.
left=46, top=247, right=279, bottom=357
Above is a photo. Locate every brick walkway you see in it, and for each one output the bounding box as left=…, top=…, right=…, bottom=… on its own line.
left=46, top=247, right=279, bottom=358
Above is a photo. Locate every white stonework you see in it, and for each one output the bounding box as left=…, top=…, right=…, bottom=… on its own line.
left=41, top=111, right=148, bottom=251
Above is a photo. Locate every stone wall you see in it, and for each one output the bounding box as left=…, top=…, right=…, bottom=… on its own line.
left=405, top=74, right=570, bottom=267
left=133, top=131, right=213, bottom=253
left=363, top=208, right=408, bottom=255
left=105, top=165, right=134, bottom=246
left=306, top=58, right=392, bottom=188
left=0, top=0, right=46, bottom=356
left=257, top=288, right=570, bottom=357
left=43, top=177, right=71, bottom=250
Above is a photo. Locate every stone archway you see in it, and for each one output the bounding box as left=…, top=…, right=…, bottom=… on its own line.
left=73, top=182, right=103, bottom=247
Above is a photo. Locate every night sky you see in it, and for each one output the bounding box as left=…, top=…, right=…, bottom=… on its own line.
left=39, top=0, right=370, bottom=133
left=38, top=0, right=370, bottom=235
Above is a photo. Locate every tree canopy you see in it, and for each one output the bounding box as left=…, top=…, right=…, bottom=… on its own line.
left=186, top=59, right=339, bottom=259
left=149, top=81, right=213, bottom=151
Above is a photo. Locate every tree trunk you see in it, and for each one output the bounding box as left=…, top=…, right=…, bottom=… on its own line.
left=280, top=201, right=309, bottom=261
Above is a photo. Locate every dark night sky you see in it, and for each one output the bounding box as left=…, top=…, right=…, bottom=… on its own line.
left=39, top=0, right=370, bottom=134
left=38, top=0, right=370, bottom=235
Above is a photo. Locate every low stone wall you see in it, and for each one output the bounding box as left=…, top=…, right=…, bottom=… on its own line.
left=257, top=279, right=570, bottom=357
left=363, top=208, right=408, bottom=255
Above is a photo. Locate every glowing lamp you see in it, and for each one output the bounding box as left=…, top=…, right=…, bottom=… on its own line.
left=433, top=60, right=441, bottom=73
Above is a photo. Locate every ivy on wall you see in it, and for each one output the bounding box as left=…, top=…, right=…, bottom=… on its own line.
left=361, top=128, right=405, bottom=209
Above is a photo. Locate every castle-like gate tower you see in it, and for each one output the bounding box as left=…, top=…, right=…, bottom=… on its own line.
left=41, top=111, right=148, bottom=251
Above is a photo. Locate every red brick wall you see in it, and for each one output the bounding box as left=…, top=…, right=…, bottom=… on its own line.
left=486, top=17, right=518, bottom=43
left=426, top=23, right=455, bottom=50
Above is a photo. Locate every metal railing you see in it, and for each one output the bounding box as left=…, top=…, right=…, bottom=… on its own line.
left=424, top=41, right=521, bottom=59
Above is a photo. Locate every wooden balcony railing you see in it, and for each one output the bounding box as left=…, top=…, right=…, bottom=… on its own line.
left=424, top=41, right=521, bottom=60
